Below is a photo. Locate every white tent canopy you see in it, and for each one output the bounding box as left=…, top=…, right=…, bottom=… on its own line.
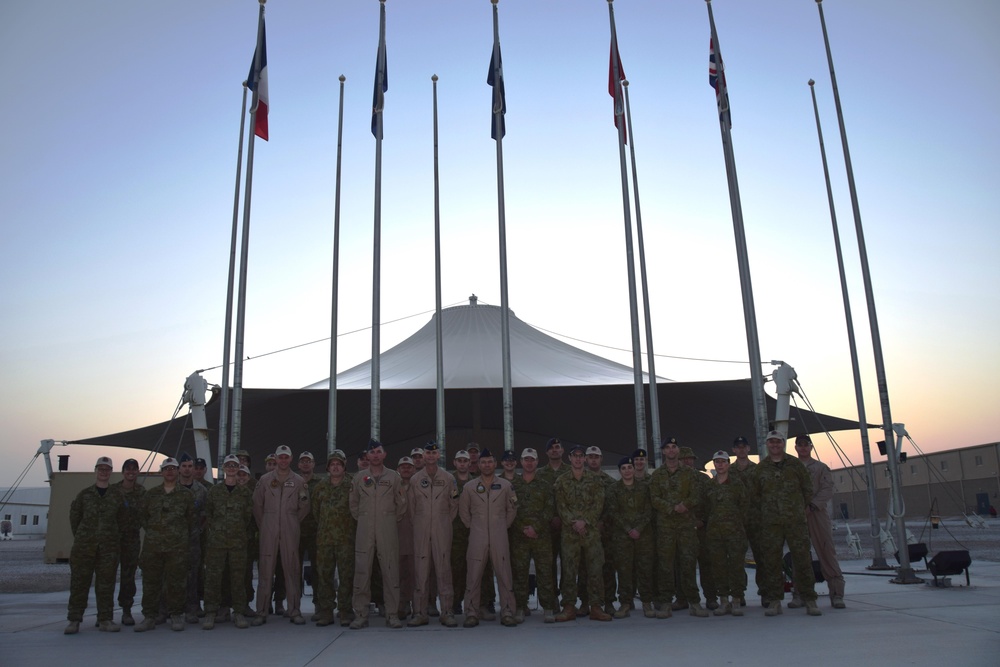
left=306, top=298, right=662, bottom=390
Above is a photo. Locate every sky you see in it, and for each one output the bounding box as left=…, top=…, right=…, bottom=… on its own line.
left=1, top=0, right=998, bottom=489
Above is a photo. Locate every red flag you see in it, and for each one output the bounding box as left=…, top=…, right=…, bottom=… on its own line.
left=609, top=38, right=626, bottom=144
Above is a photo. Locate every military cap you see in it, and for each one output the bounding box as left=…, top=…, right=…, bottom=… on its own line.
left=454, top=450, right=471, bottom=460
left=618, top=456, right=634, bottom=469
left=794, top=434, right=813, bottom=445
left=238, top=465, right=251, bottom=475
left=423, top=441, right=440, bottom=452
left=465, top=442, right=481, bottom=453
left=366, top=439, right=383, bottom=452
left=660, top=437, right=678, bottom=450
left=732, top=436, right=750, bottom=447
left=765, top=430, right=786, bottom=443
left=712, top=450, right=730, bottom=461
left=327, top=449, right=347, bottom=464
left=298, top=451, right=314, bottom=461
left=160, top=457, right=180, bottom=470
left=122, top=458, right=139, bottom=470
left=545, top=437, right=562, bottom=451
left=410, top=448, right=425, bottom=457
left=275, top=445, right=293, bottom=457
left=95, top=456, right=113, bottom=468
left=223, top=454, right=240, bottom=466
left=194, top=458, right=208, bottom=468
left=679, top=447, right=696, bottom=460
left=478, top=447, right=495, bottom=459
left=398, top=456, right=415, bottom=467
left=178, top=452, right=194, bottom=463
left=585, top=446, right=602, bottom=456
left=235, top=449, right=252, bottom=460
left=520, top=448, right=538, bottom=460
left=568, top=444, right=586, bottom=455
left=631, top=448, right=648, bottom=458
left=264, top=452, right=277, bottom=462
left=501, top=449, right=517, bottom=462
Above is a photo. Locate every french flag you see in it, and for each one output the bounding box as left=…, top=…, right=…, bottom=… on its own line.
left=247, top=20, right=268, bottom=141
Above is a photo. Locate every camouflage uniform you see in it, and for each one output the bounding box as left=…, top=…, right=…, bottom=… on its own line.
left=68, top=485, right=124, bottom=623
left=113, top=480, right=145, bottom=612
left=752, top=454, right=817, bottom=602
left=537, top=464, right=570, bottom=597
left=180, top=480, right=208, bottom=615
left=690, top=471, right=717, bottom=605
left=705, top=478, right=748, bottom=599
left=140, top=484, right=195, bottom=618
left=299, top=476, right=322, bottom=590
left=648, top=464, right=701, bottom=607
left=312, top=474, right=356, bottom=619
left=729, top=460, right=761, bottom=597
left=203, top=481, right=253, bottom=615
left=606, top=478, right=654, bottom=605
left=509, top=475, right=557, bottom=611
left=553, top=471, right=606, bottom=607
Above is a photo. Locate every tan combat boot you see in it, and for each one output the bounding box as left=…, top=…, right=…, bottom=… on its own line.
left=805, top=600, right=823, bottom=616
left=613, top=603, right=632, bottom=619
left=554, top=604, right=577, bottom=622
left=589, top=604, right=612, bottom=622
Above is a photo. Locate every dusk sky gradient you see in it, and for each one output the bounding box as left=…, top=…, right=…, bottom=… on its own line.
left=1, top=0, right=998, bottom=488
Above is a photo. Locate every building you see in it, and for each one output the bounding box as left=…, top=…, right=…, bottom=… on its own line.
left=0, top=487, right=50, bottom=537
left=832, top=442, right=1000, bottom=521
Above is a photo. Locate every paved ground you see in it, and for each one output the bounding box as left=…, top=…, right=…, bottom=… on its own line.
left=2, top=528, right=999, bottom=666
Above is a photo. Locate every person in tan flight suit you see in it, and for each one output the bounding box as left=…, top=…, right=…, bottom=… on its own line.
left=251, top=445, right=310, bottom=625
left=459, top=448, right=518, bottom=628
left=349, top=440, right=407, bottom=629
left=407, top=442, right=459, bottom=628
left=396, top=456, right=417, bottom=620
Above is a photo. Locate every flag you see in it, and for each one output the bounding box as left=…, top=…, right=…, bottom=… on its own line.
left=247, top=19, right=268, bottom=141
left=487, top=45, right=506, bottom=140
left=371, top=5, right=388, bottom=139
left=709, top=38, right=731, bottom=129
left=609, top=37, right=626, bottom=144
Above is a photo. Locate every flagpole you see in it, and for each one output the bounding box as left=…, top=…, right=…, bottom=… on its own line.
left=328, top=74, right=346, bottom=457
left=622, top=78, right=661, bottom=465
left=231, top=0, right=266, bottom=455
left=218, top=80, right=249, bottom=473
left=807, top=79, right=887, bottom=569
left=705, top=0, right=769, bottom=456
left=490, top=0, right=514, bottom=453
left=370, top=0, right=388, bottom=442
left=814, top=0, right=915, bottom=582
left=608, top=0, right=648, bottom=454
left=432, top=74, right=447, bottom=451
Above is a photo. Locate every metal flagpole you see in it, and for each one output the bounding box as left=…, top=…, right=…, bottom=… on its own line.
left=432, top=74, right=446, bottom=451
left=490, top=0, right=514, bottom=453
left=370, top=0, right=388, bottom=441
left=705, top=0, right=769, bottom=457
left=608, top=0, right=648, bottom=453
left=808, top=79, right=887, bottom=569
left=622, top=78, right=660, bottom=465
left=814, top=0, right=916, bottom=582
left=218, top=80, right=249, bottom=473
left=231, top=0, right=266, bottom=455
left=327, top=74, right=346, bottom=457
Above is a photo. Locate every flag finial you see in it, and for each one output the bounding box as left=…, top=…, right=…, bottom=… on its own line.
left=339, top=75, right=346, bottom=83
left=432, top=74, right=438, bottom=82
left=808, top=78, right=815, bottom=87
left=623, top=79, right=629, bottom=88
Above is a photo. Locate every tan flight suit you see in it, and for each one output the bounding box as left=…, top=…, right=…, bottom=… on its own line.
left=409, top=468, right=458, bottom=615
left=459, top=475, right=517, bottom=619
left=350, top=468, right=407, bottom=619
left=252, top=470, right=310, bottom=618
left=802, top=456, right=845, bottom=600
left=398, top=479, right=415, bottom=615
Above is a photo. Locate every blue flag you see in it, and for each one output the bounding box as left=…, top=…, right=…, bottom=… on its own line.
left=487, top=45, right=505, bottom=140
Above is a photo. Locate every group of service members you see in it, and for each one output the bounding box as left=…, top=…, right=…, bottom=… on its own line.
left=64, top=429, right=845, bottom=634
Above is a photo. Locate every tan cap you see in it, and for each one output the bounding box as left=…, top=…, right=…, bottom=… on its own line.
left=454, top=450, right=470, bottom=460
left=95, top=456, right=113, bottom=468
left=520, top=448, right=538, bottom=460
left=160, top=457, right=179, bottom=470
left=585, top=446, right=602, bottom=456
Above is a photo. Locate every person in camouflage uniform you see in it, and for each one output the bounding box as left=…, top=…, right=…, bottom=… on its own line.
left=752, top=431, right=821, bottom=617
left=509, top=448, right=557, bottom=622
left=177, top=452, right=208, bottom=623
left=65, top=456, right=124, bottom=635
left=584, top=446, right=617, bottom=616
left=311, top=450, right=356, bottom=627
left=236, top=463, right=258, bottom=616
left=537, top=437, right=569, bottom=603
left=201, top=455, right=253, bottom=630
left=706, top=451, right=748, bottom=616
left=297, top=450, right=321, bottom=614
left=553, top=445, right=611, bottom=622
left=135, top=458, right=196, bottom=632
left=606, top=456, right=654, bottom=618
left=113, top=457, right=145, bottom=626
left=648, top=438, right=709, bottom=618
left=728, top=435, right=760, bottom=606
left=680, top=447, right=717, bottom=611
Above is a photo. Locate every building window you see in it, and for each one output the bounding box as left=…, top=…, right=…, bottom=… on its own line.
left=940, top=460, right=949, bottom=472
left=839, top=474, right=844, bottom=484
left=3, top=514, right=9, bottom=521
left=20, top=515, right=27, bottom=525
left=911, top=464, right=917, bottom=475
left=32, top=516, right=39, bottom=526
left=975, top=455, right=983, bottom=466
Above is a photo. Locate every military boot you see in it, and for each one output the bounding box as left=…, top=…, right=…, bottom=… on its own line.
left=554, top=604, right=577, bottom=622
left=543, top=608, right=556, bottom=623
left=407, top=613, right=429, bottom=627
left=134, top=617, right=157, bottom=632
left=64, top=621, right=80, bottom=635
left=500, top=613, right=517, bottom=627
left=427, top=604, right=440, bottom=617
left=440, top=611, right=458, bottom=627
left=589, top=605, right=612, bottom=622
left=670, top=599, right=689, bottom=611
left=654, top=603, right=672, bottom=619
left=201, top=616, right=215, bottom=630
left=339, top=611, right=355, bottom=627
left=731, top=601, right=744, bottom=617
left=805, top=600, right=823, bottom=616
left=613, top=603, right=632, bottom=619
left=642, top=602, right=655, bottom=618
left=120, top=608, right=135, bottom=626
left=479, top=605, right=497, bottom=621
left=184, top=611, right=199, bottom=624
left=689, top=602, right=710, bottom=618
left=713, top=598, right=732, bottom=616
left=787, top=595, right=804, bottom=609
left=290, top=613, right=306, bottom=625
left=233, top=613, right=250, bottom=629
left=705, top=596, right=720, bottom=611
left=170, top=615, right=185, bottom=631
left=349, top=614, right=368, bottom=630
left=462, top=614, right=479, bottom=628
left=764, top=601, right=782, bottom=617
left=513, top=608, right=525, bottom=624
left=386, top=614, right=403, bottom=629
left=832, top=596, right=846, bottom=609
left=98, top=619, right=120, bottom=632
